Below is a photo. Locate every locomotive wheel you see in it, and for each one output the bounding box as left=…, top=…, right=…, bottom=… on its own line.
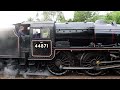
left=80, top=53, right=106, bottom=76
left=113, top=67, right=120, bottom=75
left=47, top=51, right=72, bottom=76
left=75, top=53, right=84, bottom=75
left=114, top=69, right=120, bottom=75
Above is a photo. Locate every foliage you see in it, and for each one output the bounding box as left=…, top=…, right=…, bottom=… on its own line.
left=41, top=11, right=66, bottom=22
left=27, top=11, right=120, bottom=24
left=73, top=11, right=107, bottom=22
left=73, top=11, right=96, bottom=22
left=42, top=11, right=53, bottom=21
left=56, top=11, right=66, bottom=22
left=27, top=17, right=34, bottom=21
left=105, top=11, right=120, bottom=24
left=67, top=19, right=73, bottom=22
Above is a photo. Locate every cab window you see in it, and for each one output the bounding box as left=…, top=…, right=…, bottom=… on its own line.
left=33, top=28, right=50, bottom=39
left=33, top=29, right=41, bottom=38
left=41, top=28, right=50, bottom=38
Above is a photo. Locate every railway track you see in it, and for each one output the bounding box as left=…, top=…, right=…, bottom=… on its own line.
left=0, top=70, right=120, bottom=79
left=1, top=75, right=120, bottom=79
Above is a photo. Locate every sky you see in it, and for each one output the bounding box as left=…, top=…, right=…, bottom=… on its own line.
left=0, top=11, right=112, bottom=27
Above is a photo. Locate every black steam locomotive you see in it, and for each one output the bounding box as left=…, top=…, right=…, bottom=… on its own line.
left=1, top=20, right=120, bottom=76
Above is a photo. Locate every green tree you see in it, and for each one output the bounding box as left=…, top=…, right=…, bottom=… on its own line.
left=41, top=11, right=66, bottom=22
left=56, top=11, right=66, bottom=22
left=35, top=12, right=40, bottom=21
left=87, top=15, right=105, bottom=22
left=42, top=11, right=52, bottom=21
left=49, top=11, right=56, bottom=20
left=105, top=11, right=120, bottom=24
left=42, top=11, right=56, bottom=21
left=27, top=12, right=40, bottom=22
left=73, top=11, right=102, bottom=22
left=67, top=19, right=73, bottom=22
left=73, top=11, right=93, bottom=22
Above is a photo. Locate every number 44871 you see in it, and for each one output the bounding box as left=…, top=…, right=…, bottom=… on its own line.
left=35, top=43, right=49, bottom=48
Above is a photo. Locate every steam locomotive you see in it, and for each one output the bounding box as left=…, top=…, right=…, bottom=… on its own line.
left=1, top=20, right=120, bottom=76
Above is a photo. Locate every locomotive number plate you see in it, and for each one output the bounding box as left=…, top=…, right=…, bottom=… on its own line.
left=32, top=40, right=52, bottom=57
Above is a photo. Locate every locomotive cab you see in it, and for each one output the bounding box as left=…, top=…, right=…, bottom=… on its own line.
left=30, top=21, right=55, bottom=59
left=15, top=21, right=55, bottom=60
